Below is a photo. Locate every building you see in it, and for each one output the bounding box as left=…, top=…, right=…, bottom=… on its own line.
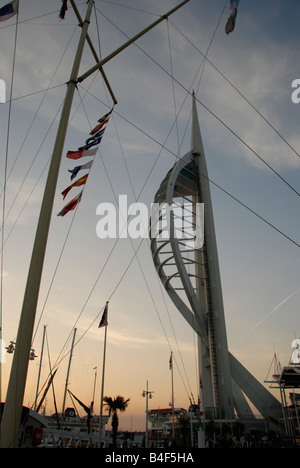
left=148, top=406, right=202, bottom=447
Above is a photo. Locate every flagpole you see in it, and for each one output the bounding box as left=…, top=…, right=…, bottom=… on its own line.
left=34, top=325, right=47, bottom=411
left=170, top=351, right=175, bottom=439
left=62, top=327, right=77, bottom=421
left=0, top=0, right=94, bottom=448
left=69, top=0, right=117, bottom=106
left=98, top=301, right=109, bottom=448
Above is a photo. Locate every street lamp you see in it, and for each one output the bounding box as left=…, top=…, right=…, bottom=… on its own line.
left=141, top=381, right=154, bottom=448
left=5, top=342, right=37, bottom=361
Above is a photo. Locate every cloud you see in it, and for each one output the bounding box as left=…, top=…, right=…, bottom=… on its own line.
left=198, top=40, right=300, bottom=171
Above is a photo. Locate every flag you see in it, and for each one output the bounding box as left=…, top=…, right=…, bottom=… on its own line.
left=59, top=0, right=68, bottom=20
left=90, top=118, right=109, bottom=136
left=90, top=110, right=113, bottom=136
left=225, top=0, right=239, bottom=35
left=169, top=352, right=173, bottom=370
left=57, top=191, right=82, bottom=217
left=61, top=174, right=89, bottom=200
left=68, top=390, right=91, bottom=415
left=68, top=160, right=93, bottom=180
left=79, top=110, right=112, bottom=151
left=66, top=148, right=97, bottom=160
left=85, top=128, right=105, bottom=147
left=78, top=135, right=104, bottom=152
left=78, top=129, right=105, bottom=152
left=98, top=110, right=113, bottom=124
left=0, top=0, right=19, bottom=22
left=99, top=303, right=108, bottom=328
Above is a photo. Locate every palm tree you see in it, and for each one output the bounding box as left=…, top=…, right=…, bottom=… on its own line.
left=103, top=395, right=130, bottom=447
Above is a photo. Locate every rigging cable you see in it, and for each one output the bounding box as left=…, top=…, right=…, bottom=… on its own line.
left=97, top=5, right=300, bottom=197
left=3, top=3, right=298, bottom=414
left=81, top=89, right=300, bottom=248
left=4, top=6, right=298, bottom=255
left=0, top=6, right=86, bottom=225
left=49, top=1, right=300, bottom=412
left=134, top=32, right=300, bottom=198
left=0, top=101, right=64, bottom=251
left=0, top=8, right=19, bottom=416
left=169, top=18, right=300, bottom=161
left=0, top=25, right=79, bottom=200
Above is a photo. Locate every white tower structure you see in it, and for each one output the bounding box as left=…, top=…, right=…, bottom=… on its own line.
left=150, top=94, right=282, bottom=425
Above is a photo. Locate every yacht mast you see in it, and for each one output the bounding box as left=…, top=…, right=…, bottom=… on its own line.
left=61, top=328, right=77, bottom=420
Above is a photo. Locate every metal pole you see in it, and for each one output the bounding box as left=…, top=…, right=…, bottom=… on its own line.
left=145, top=381, right=149, bottom=448
left=190, top=410, right=193, bottom=447
left=77, top=0, right=191, bottom=83
left=61, top=328, right=77, bottom=419
left=34, top=325, right=47, bottom=411
left=69, top=0, right=117, bottom=105
left=171, top=353, right=175, bottom=439
left=92, top=367, right=97, bottom=407
left=142, top=381, right=153, bottom=448
left=98, top=306, right=108, bottom=448
left=0, top=0, right=94, bottom=448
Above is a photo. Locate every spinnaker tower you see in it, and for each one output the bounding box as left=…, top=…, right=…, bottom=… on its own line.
left=150, top=94, right=282, bottom=425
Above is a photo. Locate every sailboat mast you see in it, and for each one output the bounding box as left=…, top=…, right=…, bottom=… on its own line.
left=170, top=352, right=175, bottom=439
left=98, top=302, right=109, bottom=448
left=0, top=0, right=94, bottom=449
left=62, top=328, right=77, bottom=419
left=34, top=325, right=47, bottom=411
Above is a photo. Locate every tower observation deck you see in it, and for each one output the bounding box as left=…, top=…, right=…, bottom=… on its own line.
left=149, top=94, right=282, bottom=426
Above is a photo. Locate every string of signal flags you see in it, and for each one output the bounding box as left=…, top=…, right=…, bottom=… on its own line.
left=57, top=108, right=113, bottom=217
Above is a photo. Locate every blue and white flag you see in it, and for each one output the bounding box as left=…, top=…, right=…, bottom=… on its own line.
left=68, top=160, right=93, bottom=181
left=0, top=0, right=19, bottom=22
left=78, top=132, right=105, bottom=152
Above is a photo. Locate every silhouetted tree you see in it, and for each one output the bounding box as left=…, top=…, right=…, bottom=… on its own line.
left=103, top=395, right=130, bottom=447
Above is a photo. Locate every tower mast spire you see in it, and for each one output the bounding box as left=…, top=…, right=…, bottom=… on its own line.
left=191, top=92, right=234, bottom=416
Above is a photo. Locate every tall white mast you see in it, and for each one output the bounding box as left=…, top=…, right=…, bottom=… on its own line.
left=34, top=325, right=47, bottom=411
left=98, top=302, right=109, bottom=448
left=61, top=328, right=77, bottom=420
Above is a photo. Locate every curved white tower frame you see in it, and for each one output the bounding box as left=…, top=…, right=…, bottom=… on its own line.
left=150, top=95, right=283, bottom=425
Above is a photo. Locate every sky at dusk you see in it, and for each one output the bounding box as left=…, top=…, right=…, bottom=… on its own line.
left=0, top=0, right=300, bottom=432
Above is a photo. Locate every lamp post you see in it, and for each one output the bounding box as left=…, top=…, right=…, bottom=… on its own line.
left=142, top=381, right=154, bottom=448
